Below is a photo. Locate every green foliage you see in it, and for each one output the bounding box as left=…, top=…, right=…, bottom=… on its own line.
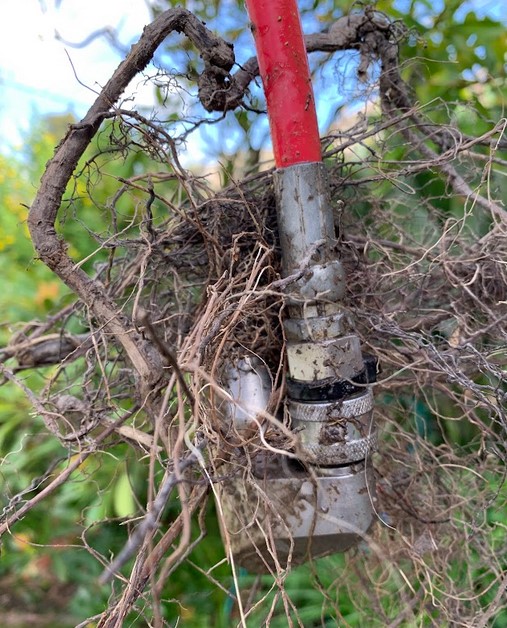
left=375, top=0, right=507, bottom=120
left=0, top=153, right=60, bottom=329
left=1, top=2, right=507, bottom=625
left=0, top=114, right=181, bottom=623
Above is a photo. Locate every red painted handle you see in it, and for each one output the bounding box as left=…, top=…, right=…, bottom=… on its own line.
left=245, top=0, right=322, bottom=168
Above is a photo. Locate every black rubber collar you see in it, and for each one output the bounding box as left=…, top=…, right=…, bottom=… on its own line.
left=287, top=354, right=378, bottom=402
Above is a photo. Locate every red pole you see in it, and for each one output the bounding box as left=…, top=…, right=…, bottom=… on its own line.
left=245, top=0, right=322, bottom=168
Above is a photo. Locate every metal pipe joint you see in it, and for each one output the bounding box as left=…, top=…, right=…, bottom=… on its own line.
left=215, top=0, right=378, bottom=575
left=216, top=164, right=377, bottom=572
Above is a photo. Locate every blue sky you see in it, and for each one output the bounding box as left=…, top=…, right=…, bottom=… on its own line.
left=0, top=0, right=151, bottom=152
left=0, top=0, right=504, bottom=162
left=0, top=0, right=262, bottom=164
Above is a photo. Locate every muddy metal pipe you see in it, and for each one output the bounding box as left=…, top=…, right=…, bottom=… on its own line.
left=218, top=0, right=377, bottom=572
left=246, top=0, right=335, bottom=276
left=245, top=0, right=376, bottom=441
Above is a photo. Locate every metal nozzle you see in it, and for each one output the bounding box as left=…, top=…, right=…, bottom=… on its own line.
left=213, top=153, right=380, bottom=571
left=216, top=354, right=377, bottom=573
left=218, top=456, right=375, bottom=573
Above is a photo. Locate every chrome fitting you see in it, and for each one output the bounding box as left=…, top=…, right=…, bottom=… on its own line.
left=283, top=310, right=350, bottom=342
left=286, top=335, right=364, bottom=381
left=285, top=260, right=346, bottom=305
left=290, top=391, right=377, bottom=465
left=215, top=158, right=379, bottom=573
left=220, top=355, right=271, bottom=433
left=287, top=301, right=344, bottom=321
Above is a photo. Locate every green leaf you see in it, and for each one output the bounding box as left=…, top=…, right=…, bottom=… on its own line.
left=113, top=469, right=136, bottom=518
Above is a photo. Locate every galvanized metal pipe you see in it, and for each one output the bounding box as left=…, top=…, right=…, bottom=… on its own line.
left=216, top=0, right=378, bottom=572
left=273, top=162, right=337, bottom=274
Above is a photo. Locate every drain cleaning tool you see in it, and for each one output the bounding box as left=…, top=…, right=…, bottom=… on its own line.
left=218, top=0, right=378, bottom=572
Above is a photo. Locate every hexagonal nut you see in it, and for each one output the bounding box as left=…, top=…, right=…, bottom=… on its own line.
left=287, top=335, right=363, bottom=381
left=283, top=311, right=350, bottom=342
left=287, top=260, right=345, bottom=304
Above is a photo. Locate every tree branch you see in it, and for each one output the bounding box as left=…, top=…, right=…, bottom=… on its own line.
left=27, top=8, right=234, bottom=397
left=99, top=440, right=206, bottom=584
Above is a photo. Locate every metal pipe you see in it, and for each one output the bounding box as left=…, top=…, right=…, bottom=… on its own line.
left=216, top=0, right=378, bottom=572
left=273, top=161, right=337, bottom=276
left=245, top=0, right=322, bottom=167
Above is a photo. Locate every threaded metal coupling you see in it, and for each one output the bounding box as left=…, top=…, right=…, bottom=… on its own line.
left=289, top=390, right=377, bottom=465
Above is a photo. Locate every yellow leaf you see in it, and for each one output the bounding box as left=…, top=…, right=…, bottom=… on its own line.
left=12, top=532, right=34, bottom=553
left=35, top=281, right=60, bottom=306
